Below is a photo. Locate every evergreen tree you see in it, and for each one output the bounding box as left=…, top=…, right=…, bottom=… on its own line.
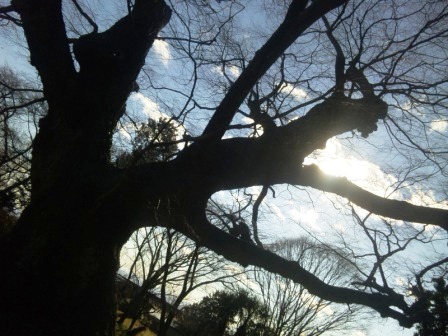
left=414, top=278, right=448, bottom=336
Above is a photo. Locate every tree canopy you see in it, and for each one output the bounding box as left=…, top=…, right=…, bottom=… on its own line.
left=178, top=289, right=270, bottom=336
left=0, top=0, right=447, bottom=335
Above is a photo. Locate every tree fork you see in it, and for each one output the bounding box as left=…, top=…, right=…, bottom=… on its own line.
left=1, top=1, right=172, bottom=335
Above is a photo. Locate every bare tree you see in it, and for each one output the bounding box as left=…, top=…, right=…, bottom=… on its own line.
left=0, top=66, right=43, bottom=212
left=0, top=1, right=446, bottom=335
left=118, top=226, right=240, bottom=336
left=251, top=237, right=363, bottom=336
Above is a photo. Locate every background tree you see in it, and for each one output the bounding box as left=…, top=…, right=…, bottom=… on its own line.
left=0, top=66, right=43, bottom=213
left=413, top=277, right=448, bottom=336
left=114, top=115, right=239, bottom=335
left=118, top=226, right=240, bottom=336
left=0, top=66, right=45, bottom=238
left=0, top=1, right=447, bottom=335
left=251, top=237, right=363, bottom=336
left=177, top=288, right=271, bottom=336
left=114, top=117, right=179, bottom=167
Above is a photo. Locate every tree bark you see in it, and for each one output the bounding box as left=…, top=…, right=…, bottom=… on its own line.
left=0, top=207, right=120, bottom=335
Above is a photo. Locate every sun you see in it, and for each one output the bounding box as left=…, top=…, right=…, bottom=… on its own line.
left=305, top=139, right=405, bottom=201
left=317, top=157, right=370, bottom=181
left=304, top=139, right=382, bottom=186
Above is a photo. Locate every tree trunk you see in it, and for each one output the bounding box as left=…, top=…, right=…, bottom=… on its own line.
left=0, top=189, right=126, bottom=335
left=0, top=113, right=133, bottom=335
left=0, top=2, right=173, bottom=329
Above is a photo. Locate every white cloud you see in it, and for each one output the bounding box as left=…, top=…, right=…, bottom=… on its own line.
left=241, top=116, right=254, bottom=124
left=395, top=276, right=406, bottom=287
left=240, top=116, right=264, bottom=136
left=130, top=92, right=167, bottom=120
left=227, top=65, right=241, bottom=78
left=151, top=39, right=171, bottom=66
left=352, top=332, right=367, bottom=336
left=304, top=137, right=448, bottom=230
left=408, top=186, right=448, bottom=210
left=246, top=186, right=263, bottom=198
left=304, top=138, right=398, bottom=195
left=270, top=203, right=286, bottom=221
left=280, top=83, right=307, bottom=100
left=430, top=119, right=448, bottom=132
left=212, top=66, right=221, bottom=75
left=320, top=305, right=334, bottom=316
left=212, top=64, right=241, bottom=79
left=333, top=222, right=346, bottom=233
left=128, top=93, right=187, bottom=145
left=117, top=124, right=134, bottom=140
left=290, top=207, right=319, bottom=228
left=223, top=264, right=243, bottom=274
left=290, top=208, right=301, bottom=220
left=222, top=133, right=235, bottom=139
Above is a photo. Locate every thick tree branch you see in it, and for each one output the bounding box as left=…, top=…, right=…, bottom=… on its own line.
left=176, top=94, right=388, bottom=196
left=161, top=93, right=444, bottom=231
left=0, top=5, right=13, bottom=13
left=178, top=203, right=417, bottom=328
left=131, top=135, right=447, bottom=242
left=72, top=0, right=172, bottom=128
left=26, top=0, right=172, bottom=197
left=295, top=164, right=448, bottom=230
left=201, top=0, right=346, bottom=141
left=0, top=5, right=21, bottom=25
left=11, top=0, right=76, bottom=102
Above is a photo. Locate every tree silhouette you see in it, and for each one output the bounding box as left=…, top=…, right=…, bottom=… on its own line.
left=115, top=117, right=179, bottom=167
left=413, top=278, right=448, bottom=336
left=251, top=237, right=363, bottom=336
left=178, top=289, right=270, bottom=336
left=0, top=1, right=446, bottom=335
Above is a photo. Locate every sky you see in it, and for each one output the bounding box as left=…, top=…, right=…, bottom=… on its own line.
left=1, top=1, right=446, bottom=335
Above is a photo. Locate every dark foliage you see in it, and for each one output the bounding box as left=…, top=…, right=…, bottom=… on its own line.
left=413, top=278, right=448, bottom=336
left=178, top=289, right=271, bottom=336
